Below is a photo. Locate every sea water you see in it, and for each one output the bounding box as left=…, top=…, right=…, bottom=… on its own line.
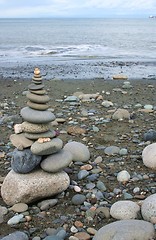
left=0, top=18, right=156, bottom=79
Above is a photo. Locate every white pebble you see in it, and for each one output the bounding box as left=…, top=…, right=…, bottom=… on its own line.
left=117, top=170, right=130, bottom=183
left=7, top=214, right=24, bottom=225
left=74, top=186, right=81, bottom=192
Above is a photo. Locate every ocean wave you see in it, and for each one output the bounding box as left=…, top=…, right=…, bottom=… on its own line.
left=0, top=44, right=155, bottom=62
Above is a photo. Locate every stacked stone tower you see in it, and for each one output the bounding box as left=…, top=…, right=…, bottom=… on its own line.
left=1, top=68, right=72, bottom=205
left=20, top=68, right=63, bottom=156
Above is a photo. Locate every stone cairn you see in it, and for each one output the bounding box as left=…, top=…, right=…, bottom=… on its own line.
left=1, top=68, right=72, bottom=206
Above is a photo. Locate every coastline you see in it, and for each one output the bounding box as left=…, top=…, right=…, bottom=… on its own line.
left=0, top=58, right=156, bottom=81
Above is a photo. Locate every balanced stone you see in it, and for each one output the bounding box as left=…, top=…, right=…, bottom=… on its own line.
left=93, top=220, right=155, bottom=240
left=64, top=141, right=90, bottom=162
left=30, top=89, right=47, bottom=95
left=110, top=200, right=140, bottom=220
left=21, top=121, right=51, bottom=133
left=1, top=169, right=70, bottom=205
left=32, top=80, right=42, bottom=84
left=26, top=92, right=50, bottom=104
left=28, top=83, right=44, bottom=91
left=10, top=133, right=34, bottom=150
left=31, top=137, right=63, bottom=155
left=41, top=149, right=73, bottom=173
left=20, top=107, right=55, bottom=123
left=11, top=148, right=42, bottom=174
left=27, top=101, right=49, bottom=110
left=25, top=130, right=56, bottom=140
left=32, top=68, right=42, bottom=81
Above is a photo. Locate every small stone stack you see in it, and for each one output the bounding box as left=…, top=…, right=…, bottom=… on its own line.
left=1, top=68, right=71, bottom=206
left=20, top=68, right=63, bottom=156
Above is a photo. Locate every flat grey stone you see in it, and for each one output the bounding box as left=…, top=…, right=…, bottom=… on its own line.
left=26, top=92, right=50, bottom=104
left=10, top=133, right=34, bottom=150
left=41, top=149, right=73, bottom=172
left=1, top=169, right=70, bottom=205
left=37, top=199, right=58, bottom=210
left=78, top=170, right=89, bottom=180
left=28, top=83, right=44, bottom=90
left=10, top=203, right=28, bottom=213
left=21, top=121, right=51, bottom=133
left=72, top=194, right=86, bottom=205
left=31, top=138, right=63, bottom=155
left=104, top=146, right=120, bottom=155
left=11, top=148, right=42, bottom=173
left=27, top=101, right=49, bottom=110
left=20, top=107, right=55, bottom=123
left=1, top=231, right=29, bottom=240
left=25, top=130, right=56, bottom=140
left=93, top=220, right=155, bottom=240
left=64, top=96, right=79, bottom=102
left=30, top=89, right=47, bottom=95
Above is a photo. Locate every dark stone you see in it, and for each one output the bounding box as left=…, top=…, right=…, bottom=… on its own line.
left=143, top=130, right=156, bottom=141
left=11, top=148, right=42, bottom=173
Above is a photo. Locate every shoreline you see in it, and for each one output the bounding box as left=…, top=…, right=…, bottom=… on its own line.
left=0, top=58, right=156, bottom=81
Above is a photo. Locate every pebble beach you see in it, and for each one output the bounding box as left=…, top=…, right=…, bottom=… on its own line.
left=0, top=71, right=156, bottom=239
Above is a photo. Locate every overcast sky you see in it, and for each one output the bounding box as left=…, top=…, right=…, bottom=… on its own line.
left=0, top=0, right=155, bottom=18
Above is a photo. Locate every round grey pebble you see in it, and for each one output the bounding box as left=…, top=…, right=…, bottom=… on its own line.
left=96, top=181, right=107, bottom=191
left=143, top=130, right=156, bottom=141
left=86, top=183, right=96, bottom=190
left=78, top=170, right=89, bottom=180
left=72, top=194, right=86, bottom=205
left=87, top=174, right=99, bottom=181
left=1, top=231, right=29, bottom=240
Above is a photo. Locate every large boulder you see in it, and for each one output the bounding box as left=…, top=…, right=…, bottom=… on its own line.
left=142, top=143, right=156, bottom=170
left=1, top=169, right=70, bottom=206
left=93, top=220, right=155, bottom=240
left=141, top=194, right=156, bottom=222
